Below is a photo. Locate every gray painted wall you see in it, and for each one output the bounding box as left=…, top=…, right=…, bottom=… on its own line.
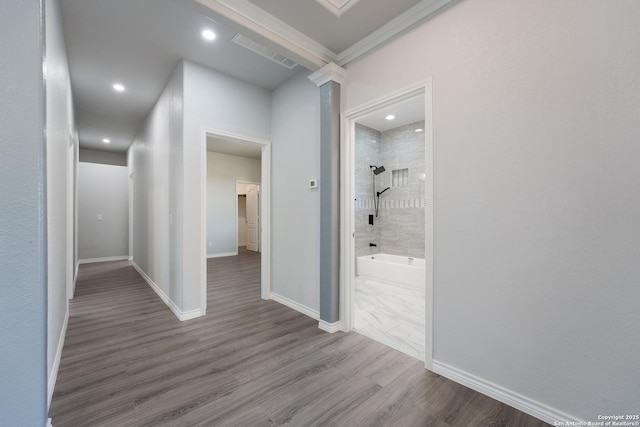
left=79, top=148, right=127, bottom=166
left=271, top=70, right=321, bottom=313
left=45, top=0, right=76, bottom=407
left=129, top=63, right=183, bottom=307
left=207, top=152, right=260, bottom=256
left=0, top=0, right=48, bottom=424
left=344, top=0, right=640, bottom=420
left=78, top=162, right=129, bottom=260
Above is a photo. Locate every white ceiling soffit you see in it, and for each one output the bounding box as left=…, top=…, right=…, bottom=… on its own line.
left=315, top=0, right=360, bottom=17
left=187, top=0, right=456, bottom=68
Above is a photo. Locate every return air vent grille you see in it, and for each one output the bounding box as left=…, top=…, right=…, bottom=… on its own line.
left=232, top=34, right=298, bottom=70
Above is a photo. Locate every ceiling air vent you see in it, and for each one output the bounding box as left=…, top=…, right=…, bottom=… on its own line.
left=232, top=34, right=298, bottom=70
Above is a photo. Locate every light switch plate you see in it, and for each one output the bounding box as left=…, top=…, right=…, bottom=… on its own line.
left=97, top=214, right=103, bottom=221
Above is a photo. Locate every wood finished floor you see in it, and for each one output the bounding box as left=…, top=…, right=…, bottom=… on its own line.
left=49, top=248, right=549, bottom=427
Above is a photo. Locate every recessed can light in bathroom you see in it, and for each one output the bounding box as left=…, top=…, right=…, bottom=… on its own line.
left=415, top=128, right=424, bottom=133
left=112, top=83, right=125, bottom=92
left=385, top=114, right=396, bottom=120
left=102, top=138, right=111, bottom=143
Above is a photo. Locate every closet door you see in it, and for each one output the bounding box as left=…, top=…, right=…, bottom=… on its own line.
left=246, top=185, right=259, bottom=252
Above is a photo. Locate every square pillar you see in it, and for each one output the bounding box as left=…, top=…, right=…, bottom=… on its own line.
left=309, top=63, right=346, bottom=332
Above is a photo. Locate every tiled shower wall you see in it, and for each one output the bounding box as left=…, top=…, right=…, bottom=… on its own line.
left=355, top=121, right=425, bottom=259
left=355, top=124, right=381, bottom=258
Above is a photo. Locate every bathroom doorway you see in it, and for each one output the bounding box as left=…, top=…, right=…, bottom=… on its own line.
left=341, top=82, right=434, bottom=369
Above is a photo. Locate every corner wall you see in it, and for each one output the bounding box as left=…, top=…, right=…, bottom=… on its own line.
left=45, top=0, right=77, bottom=409
left=130, top=61, right=272, bottom=317
left=343, top=0, right=640, bottom=421
left=271, top=70, right=321, bottom=313
left=182, top=61, right=271, bottom=312
left=129, top=63, right=183, bottom=310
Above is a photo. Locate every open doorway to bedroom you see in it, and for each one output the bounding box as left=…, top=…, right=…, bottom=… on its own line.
left=202, top=129, right=271, bottom=317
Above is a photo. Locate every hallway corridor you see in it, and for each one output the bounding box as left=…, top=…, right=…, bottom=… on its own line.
left=49, top=252, right=547, bottom=426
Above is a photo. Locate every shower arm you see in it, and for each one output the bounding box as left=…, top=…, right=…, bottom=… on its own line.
left=377, top=187, right=391, bottom=197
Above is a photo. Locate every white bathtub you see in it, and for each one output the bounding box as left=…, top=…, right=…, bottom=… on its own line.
left=357, top=253, right=425, bottom=291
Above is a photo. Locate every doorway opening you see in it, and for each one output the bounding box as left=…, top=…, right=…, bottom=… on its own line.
left=341, top=82, right=434, bottom=370
left=201, top=129, right=271, bottom=316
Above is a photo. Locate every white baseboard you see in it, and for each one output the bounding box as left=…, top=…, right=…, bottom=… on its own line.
left=48, top=308, right=69, bottom=409
left=72, top=262, right=79, bottom=297
left=270, top=293, right=319, bottom=321
left=46, top=418, right=52, bottom=427
left=128, top=255, right=133, bottom=261
left=78, top=255, right=129, bottom=264
left=318, top=320, right=342, bottom=333
left=432, top=361, right=580, bottom=425
left=207, top=251, right=237, bottom=259
left=132, top=262, right=204, bottom=322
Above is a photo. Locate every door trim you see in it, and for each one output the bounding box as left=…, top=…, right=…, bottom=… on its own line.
left=201, top=128, right=272, bottom=315
left=340, top=80, right=434, bottom=370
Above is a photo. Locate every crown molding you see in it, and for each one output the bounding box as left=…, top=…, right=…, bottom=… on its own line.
left=315, top=0, right=361, bottom=17
left=187, top=0, right=456, bottom=71
left=308, top=63, right=347, bottom=86
left=337, top=0, right=456, bottom=65
left=190, top=0, right=337, bottom=70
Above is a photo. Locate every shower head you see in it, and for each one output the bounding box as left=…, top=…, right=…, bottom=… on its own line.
left=370, top=165, right=386, bottom=175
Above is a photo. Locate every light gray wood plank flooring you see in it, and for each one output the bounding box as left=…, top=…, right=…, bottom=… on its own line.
left=49, top=248, right=549, bottom=426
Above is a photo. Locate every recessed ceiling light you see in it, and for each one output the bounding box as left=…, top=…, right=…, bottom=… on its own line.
left=102, top=138, right=111, bottom=143
left=112, top=83, right=125, bottom=92
left=202, top=30, right=216, bottom=41
left=385, top=114, right=395, bottom=120
left=415, top=128, right=424, bottom=133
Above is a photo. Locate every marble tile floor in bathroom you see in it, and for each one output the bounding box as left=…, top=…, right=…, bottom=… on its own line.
left=354, top=276, right=426, bottom=361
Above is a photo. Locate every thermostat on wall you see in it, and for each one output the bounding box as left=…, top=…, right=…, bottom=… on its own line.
left=309, top=179, right=318, bottom=189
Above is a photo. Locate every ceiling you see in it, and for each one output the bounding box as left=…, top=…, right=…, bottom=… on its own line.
left=357, top=95, right=425, bottom=132
left=206, top=136, right=262, bottom=159
left=247, top=0, right=423, bottom=53
left=60, top=0, right=445, bottom=153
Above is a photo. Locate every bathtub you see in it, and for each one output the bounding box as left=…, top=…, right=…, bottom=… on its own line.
left=356, top=253, right=425, bottom=291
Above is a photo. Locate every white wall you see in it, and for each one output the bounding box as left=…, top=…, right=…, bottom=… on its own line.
left=78, top=162, right=128, bottom=260
left=130, top=61, right=271, bottom=316
left=45, top=0, right=77, bottom=409
left=207, top=152, right=260, bottom=256
left=182, top=61, right=271, bottom=312
left=343, top=0, right=640, bottom=421
left=0, top=1, right=48, bottom=423
left=129, top=63, right=183, bottom=307
left=271, top=70, right=321, bottom=312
